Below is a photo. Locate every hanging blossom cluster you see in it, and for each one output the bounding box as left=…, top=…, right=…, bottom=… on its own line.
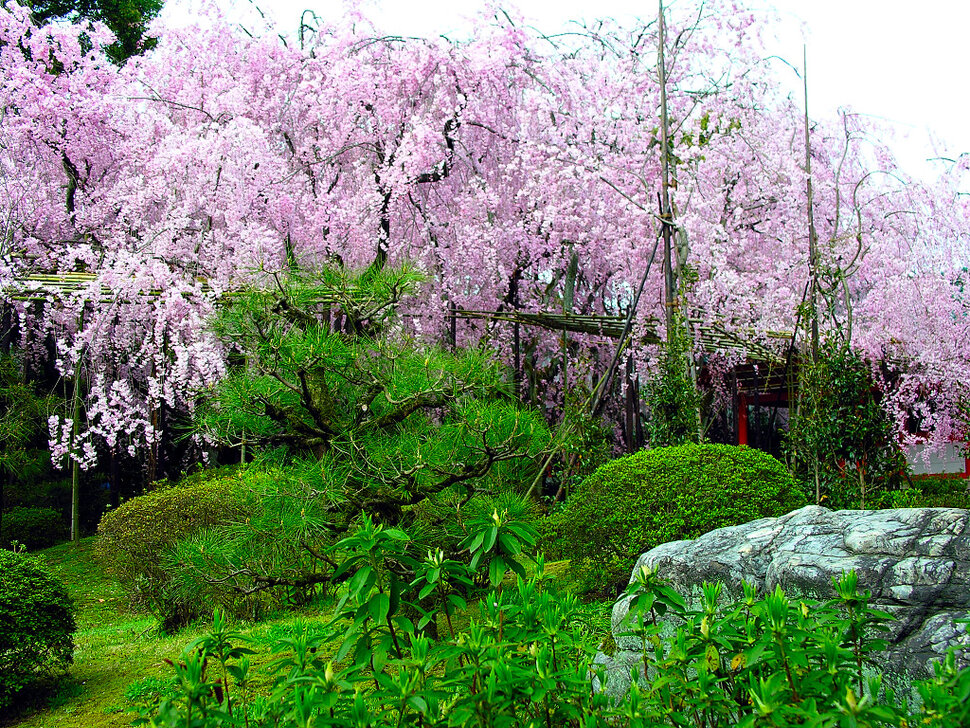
left=1, top=0, right=968, bottom=469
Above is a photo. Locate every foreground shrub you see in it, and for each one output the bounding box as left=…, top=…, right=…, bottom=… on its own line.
left=95, top=466, right=250, bottom=629
left=0, top=549, right=76, bottom=711
left=551, top=443, right=807, bottom=595
left=1, top=506, right=67, bottom=551
left=139, top=548, right=969, bottom=727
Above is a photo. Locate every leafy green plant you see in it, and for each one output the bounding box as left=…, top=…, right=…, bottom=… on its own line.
left=405, top=486, right=542, bottom=565
left=0, top=548, right=76, bottom=711
left=137, top=546, right=970, bottom=728
left=644, top=312, right=703, bottom=448
left=551, top=443, right=807, bottom=596
left=124, top=675, right=179, bottom=712
left=615, top=567, right=906, bottom=727
left=459, top=504, right=539, bottom=588
left=787, top=341, right=907, bottom=508
left=1, top=505, right=68, bottom=551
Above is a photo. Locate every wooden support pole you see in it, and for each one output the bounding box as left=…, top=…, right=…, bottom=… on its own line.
left=70, top=309, right=83, bottom=543
left=449, top=301, right=457, bottom=350
left=737, top=392, right=749, bottom=447
left=803, top=45, right=820, bottom=361
left=625, top=356, right=636, bottom=453
left=658, top=1, right=676, bottom=340
left=70, top=371, right=81, bottom=543
left=513, top=321, right=521, bottom=395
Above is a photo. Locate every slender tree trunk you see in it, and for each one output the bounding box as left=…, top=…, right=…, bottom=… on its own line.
left=814, top=460, right=821, bottom=505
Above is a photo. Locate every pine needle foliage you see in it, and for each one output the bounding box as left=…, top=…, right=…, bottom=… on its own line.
left=177, top=266, right=550, bottom=614
left=198, top=266, right=550, bottom=526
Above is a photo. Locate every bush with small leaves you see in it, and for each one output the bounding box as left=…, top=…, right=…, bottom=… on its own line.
left=1, top=506, right=67, bottom=551
left=0, top=549, right=76, bottom=711
left=552, top=443, right=807, bottom=596
left=95, top=466, right=250, bottom=629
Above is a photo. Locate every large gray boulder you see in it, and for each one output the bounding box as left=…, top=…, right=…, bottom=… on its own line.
left=596, top=505, right=970, bottom=696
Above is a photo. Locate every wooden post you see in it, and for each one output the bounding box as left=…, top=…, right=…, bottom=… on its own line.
left=513, top=321, right=521, bottom=395
left=449, top=301, right=457, bottom=350
left=70, top=383, right=81, bottom=542
left=241, top=353, right=248, bottom=464
left=70, top=353, right=82, bottom=543
left=625, top=356, right=636, bottom=453
left=0, top=304, right=11, bottom=355
left=803, top=46, right=820, bottom=362
left=147, top=359, right=158, bottom=484
left=658, top=1, right=676, bottom=340
left=562, top=250, right=577, bottom=406
left=737, top=392, right=749, bottom=446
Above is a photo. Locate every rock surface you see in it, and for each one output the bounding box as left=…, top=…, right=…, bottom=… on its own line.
left=597, top=505, right=970, bottom=696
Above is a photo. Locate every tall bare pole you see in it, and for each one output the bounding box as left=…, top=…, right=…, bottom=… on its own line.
left=802, top=46, right=822, bottom=504
left=803, top=45, right=819, bottom=361
left=70, top=310, right=84, bottom=543
left=658, top=1, right=676, bottom=340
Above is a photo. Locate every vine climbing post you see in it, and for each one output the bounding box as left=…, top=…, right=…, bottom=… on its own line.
left=802, top=45, right=822, bottom=503
left=658, top=0, right=677, bottom=339
left=803, top=45, right=820, bottom=362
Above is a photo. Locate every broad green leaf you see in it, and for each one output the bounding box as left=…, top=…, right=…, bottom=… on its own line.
left=371, top=592, right=390, bottom=625
left=489, top=556, right=507, bottom=587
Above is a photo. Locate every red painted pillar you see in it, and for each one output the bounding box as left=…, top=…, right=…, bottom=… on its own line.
left=738, top=392, right=749, bottom=446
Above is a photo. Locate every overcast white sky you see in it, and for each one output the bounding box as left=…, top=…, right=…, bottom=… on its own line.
left=164, top=0, right=969, bottom=180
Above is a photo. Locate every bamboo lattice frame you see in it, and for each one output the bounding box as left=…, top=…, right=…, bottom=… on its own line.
left=7, top=272, right=791, bottom=367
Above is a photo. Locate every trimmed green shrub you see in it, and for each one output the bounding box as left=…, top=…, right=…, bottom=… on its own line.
left=0, top=550, right=76, bottom=711
left=1, top=506, right=67, bottom=551
left=95, top=466, right=250, bottom=629
left=551, top=443, right=807, bottom=595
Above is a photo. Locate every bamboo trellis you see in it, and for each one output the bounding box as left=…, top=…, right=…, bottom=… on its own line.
left=454, top=308, right=788, bottom=364
left=8, top=272, right=791, bottom=368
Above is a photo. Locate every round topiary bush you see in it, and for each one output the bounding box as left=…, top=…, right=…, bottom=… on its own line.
left=1, top=506, right=68, bottom=551
left=552, top=443, right=807, bottom=596
left=95, top=466, right=250, bottom=628
left=0, top=549, right=76, bottom=710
